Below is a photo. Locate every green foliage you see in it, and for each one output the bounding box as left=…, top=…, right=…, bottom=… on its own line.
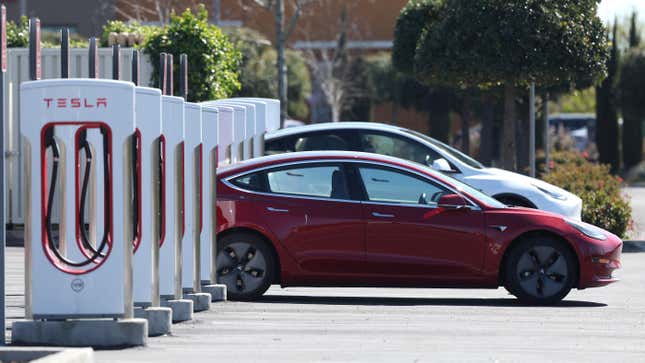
left=596, top=22, right=621, bottom=173
left=101, top=20, right=159, bottom=47
left=226, top=27, right=311, bottom=119
left=540, top=151, right=632, bottom=238
left=410, top=0, right=608, bottom=89
left=392, top=0, right=444, bottom=75
left=144, top=5, right=241, bottom=102
left=619, top=46, right=645, bottom=169
left=342, top=57, right=371, bottom=120
left=629, top=11, right=641, bottom=48
left=7, top=16, right=28, bottom=47
left=552, top=88, right=596, bottom=114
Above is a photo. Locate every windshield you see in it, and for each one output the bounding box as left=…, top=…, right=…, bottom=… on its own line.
left=452, top=179, right=508, bottom=208
left=403, top=129, right=484, bottom=169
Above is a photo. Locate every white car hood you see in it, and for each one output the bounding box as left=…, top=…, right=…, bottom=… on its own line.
left=467, top=167, right=575, bottom=199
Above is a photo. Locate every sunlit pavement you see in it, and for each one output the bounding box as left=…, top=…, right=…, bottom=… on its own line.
left=3, top=247, right=644, bottom=362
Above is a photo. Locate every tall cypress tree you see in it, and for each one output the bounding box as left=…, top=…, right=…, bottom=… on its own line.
left=629, top=11, right=641, bottom=48
left=596, top=22, right=620, bottom=174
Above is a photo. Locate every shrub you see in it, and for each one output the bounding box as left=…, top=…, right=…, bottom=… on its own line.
left=101, top=20, right=159, bottom=47
left=144, top=5, right=241, bottom=102
left=7, top=16, right=28, bottom=48
left=540, top=151, right=632, bottom=238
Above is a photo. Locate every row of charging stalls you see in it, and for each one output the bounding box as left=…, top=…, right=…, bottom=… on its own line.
left=21, top=75, right=280, bottom=336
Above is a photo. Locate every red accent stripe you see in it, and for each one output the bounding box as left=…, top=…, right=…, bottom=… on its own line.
left=179, top=141, right=185, bottom=239
left=159, top=134, right=166, bottom=247
left=132, top=128, right=142, bottom=253
left=197, top=143, right=203, bottom=233
left=40, top=121, right=113, bottom=275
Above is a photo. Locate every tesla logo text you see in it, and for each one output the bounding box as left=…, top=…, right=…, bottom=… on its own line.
left=43, top=98, right=108, bottom=109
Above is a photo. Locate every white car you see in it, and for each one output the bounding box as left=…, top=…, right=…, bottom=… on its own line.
left=264, top=122, right=582, bottom=219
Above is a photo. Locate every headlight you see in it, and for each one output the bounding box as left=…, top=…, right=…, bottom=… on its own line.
left=533, top=184, right=567, bottom=201
left=565, top=219, right=607, bottom=241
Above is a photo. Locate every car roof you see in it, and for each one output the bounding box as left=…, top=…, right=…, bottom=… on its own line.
left=265, top=122, right=405, bottom=140
left=217, top=150, right=446, bottom=182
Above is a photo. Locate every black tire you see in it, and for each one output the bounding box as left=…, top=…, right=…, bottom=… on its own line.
left=504, top=236, right=577, bottom=305
left=495, top=195, right=535, bottom=208
left=216, top=232, right=276, bottom=301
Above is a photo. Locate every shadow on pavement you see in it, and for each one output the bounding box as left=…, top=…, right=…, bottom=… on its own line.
left=257, top=295, right=607, bottom=308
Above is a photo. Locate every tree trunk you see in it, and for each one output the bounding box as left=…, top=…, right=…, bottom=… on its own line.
left=516, top=94, right=530, bottom=174
left=275, top=0, right=288, bottom=128
left=502, top=82, right=517, bottom=171
left=479, top=93, right=494, bottom=166
left=461, top=92, right=471, bottom=154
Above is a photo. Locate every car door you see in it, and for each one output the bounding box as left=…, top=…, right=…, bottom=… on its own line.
left=232, top=162, right=365, bottom=282
left=354, top=163, right=486, bottom=284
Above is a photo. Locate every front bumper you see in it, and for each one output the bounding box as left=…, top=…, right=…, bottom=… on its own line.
left=577, top=235, right=622, bottom=289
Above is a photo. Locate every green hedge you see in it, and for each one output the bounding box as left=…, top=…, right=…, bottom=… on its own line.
left=540, top=151, right=632, bottom=238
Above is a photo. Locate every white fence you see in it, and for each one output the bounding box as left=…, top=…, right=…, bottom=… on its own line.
left=4, top=48, right=154, bottom=224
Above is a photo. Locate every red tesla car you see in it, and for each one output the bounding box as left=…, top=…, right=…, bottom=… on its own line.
left=215, top=151, right=622, bottom=304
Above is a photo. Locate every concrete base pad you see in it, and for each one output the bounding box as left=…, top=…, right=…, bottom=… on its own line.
left=12, top=318, right=147, bottom=348
left=201, top=284, right=227, bottom=302
left=160, top=299, right=194, bottom=323
left=184, top=293, right=211, bottom=312
left=134, top=307, right=172, bottom=336
left=0, top=347, right=93, bottom=363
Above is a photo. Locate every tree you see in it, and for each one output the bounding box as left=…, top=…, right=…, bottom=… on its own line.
left=629, top=11, right=641, bottom=48
left=394, top=0, right=608, bottom=171
left=619, top=47, right=645, bottom=170
left=251, top=0, right=319, bottom=127
left=225, top=26, right=311, bottom=119
left=144, top=6, right=241, bottom=101
left=391, top=0, right=453, bottom=143
left=596, top=22, right=620, bottom=174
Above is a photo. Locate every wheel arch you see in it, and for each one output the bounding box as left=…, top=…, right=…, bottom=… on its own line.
left=492, top=193, right=537, bottom=208
left=497, top=230, right=581, bottom=288
left=217, top=226, right=283, bottom=284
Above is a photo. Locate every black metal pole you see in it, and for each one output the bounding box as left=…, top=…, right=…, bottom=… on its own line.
left=28, top=18, right=40, bottom=81
left=89, top=37, right=98, bottom=79
left=112, top=44, right=120, bottom=80
left=159, top=52, right=167, bottom=95
left=131, top=49, right=140, bottom=86
left=166, top=54, right=173, bottom=96
left=179, top=54, right=187, bottom=100
left=61, top=28, right=69, bottom=78
left=0, top=4, right=7, bottom=346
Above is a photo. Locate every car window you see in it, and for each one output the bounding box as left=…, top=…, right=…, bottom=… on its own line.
left=358, top=166, right=449, bottom=205
left=231, top=172, right=266, bottom=192
left=358, top=132, right=449, bottom=169
left=293, top=133, right=350, bottom=152
left=267, top=165, right=350, bottom=200
left=402, top=129, right=484, bottom=169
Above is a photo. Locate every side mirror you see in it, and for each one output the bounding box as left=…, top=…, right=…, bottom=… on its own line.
left=437, top=193, right=468, bottom=209
left=431, top=158, right=452, bottom=172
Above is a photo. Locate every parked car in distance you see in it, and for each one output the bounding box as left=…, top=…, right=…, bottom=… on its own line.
left=215, top=151, right=622, bottom=304
left=264, top=122, right=583, bottom=219
left=548, top=113, right=596, bottom=151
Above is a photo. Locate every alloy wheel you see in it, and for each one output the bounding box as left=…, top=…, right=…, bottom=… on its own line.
left=216, top=241, right=268, bottom=294
left=516, top=245, right=568, bottom=298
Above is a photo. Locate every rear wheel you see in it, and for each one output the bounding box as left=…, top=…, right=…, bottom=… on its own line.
left=216, top=232, right=276, bottom=301
left=504, top=236, right=576, bottom=305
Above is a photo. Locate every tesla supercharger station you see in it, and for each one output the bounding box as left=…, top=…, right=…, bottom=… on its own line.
left=14, top=78, right=147, bottom=347
left=210, top=101, right=256, bottom=160
left=240, top=98, right=280, bottom=133
left=159, top=95, right=183, bottom=298
left=201, top=105, right=234, bottom=166
left=219, top=104, right=246, bottom=162
left=133, top=86, right=162, bottom=306
left=199, top=107, right=218, bottom=286
left=181, top=102, right=201, bottom=293
left=231, top=98, right=269, bottom=157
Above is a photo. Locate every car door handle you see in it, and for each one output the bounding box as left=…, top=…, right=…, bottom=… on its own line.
left=372, top=212, right=395, bottom=218
left=267, top=207, right=289, bottom=213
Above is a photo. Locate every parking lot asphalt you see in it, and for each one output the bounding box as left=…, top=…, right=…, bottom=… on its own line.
left=4, top=247, right=644, bottom=362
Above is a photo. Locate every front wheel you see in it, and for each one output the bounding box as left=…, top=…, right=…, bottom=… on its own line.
left=216, top=233, right=275, bottom=301
left=504, top=237, right=577, bottom=305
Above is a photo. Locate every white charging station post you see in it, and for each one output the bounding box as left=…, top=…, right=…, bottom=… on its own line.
left=158, top=54, right=193, bottom=322
left=232, top=98, right=269, bottom=157
left=210, top=103, right=246, bottom=162
left=14, top=78, right=147, bottom=347
left=131, top=50, right=172, bottom=337
left=217, top=101, right=257, bottom=159
left=198, top=106, right=226, bottom=301
left=242, top=98, right=281, bottom=133
left=200, top=104, right=234, bottom=166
